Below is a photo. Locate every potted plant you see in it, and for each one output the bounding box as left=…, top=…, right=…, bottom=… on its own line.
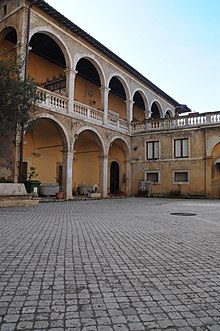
left=24, top=167, right=41, bottom=194
left=55, top=176, right=64, bottom=199
left=55, top=191, right=64, bottom=199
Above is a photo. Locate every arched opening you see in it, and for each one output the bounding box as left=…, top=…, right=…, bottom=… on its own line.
left=110, top=161, right=120, bottom=194
left=108, top=138, right=128, bottom=195
left=151, top=102, right=161, bottom=120
left=73, top=130, right=104, bottom=195
left=211, top=142, right=220, bottom=198
left=28, top=33, right=67, bottom=94
left=0, top=27, right=17, bottom=58
left=75, top=58, right=101, bottom=109
left=23, top=118, right=67, bottom=190
left=133, top=91, right=145, bottom=121
left=108, top=77, right=127, bottom=120
left=165, top=110, right=173, bottom=118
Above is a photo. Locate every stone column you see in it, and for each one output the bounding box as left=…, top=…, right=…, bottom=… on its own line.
left=100, top=86, right=110, bottom=125
left=125, top=160, right=132, bottom=196
left=15, top=42, right=27, bottom=79
left=62, top=149, right=74, bottom=199
left=65, top=68, right=78, bottom=113
left=100, top=155, right=109, bottom=197
left=125, top=99, right=134, bottom=123
left=145, top=108, right=151, bottom=119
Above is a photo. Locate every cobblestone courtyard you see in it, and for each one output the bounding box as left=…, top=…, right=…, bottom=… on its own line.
left=0, top=198, right=220, bottom=331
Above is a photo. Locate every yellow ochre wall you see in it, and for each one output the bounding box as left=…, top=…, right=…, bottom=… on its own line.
left=0, top=39, right=16, bottom=58
left=28, top=52, right=65, bottom=85
left=72, top=133, right=100, bottom=191
left=74, top=75, right=101, bottom=109
left=23, top=120, right=63, bottom=183
left=109, top=93, right=127, bottom=119
left=133, top=104, right=145, bottom=121
left=131, top=130, right=206, bottom=197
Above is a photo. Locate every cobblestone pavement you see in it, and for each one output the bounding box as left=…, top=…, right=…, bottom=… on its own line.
left=0, top=198, right=220, bottom=331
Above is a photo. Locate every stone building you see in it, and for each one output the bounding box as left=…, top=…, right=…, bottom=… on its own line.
left=1, top=0, right=220, bottom=198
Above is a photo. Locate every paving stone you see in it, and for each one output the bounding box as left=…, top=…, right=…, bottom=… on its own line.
left=0, top=323, right=17, bottom=331
left=0, top=198, right=220, bottom=331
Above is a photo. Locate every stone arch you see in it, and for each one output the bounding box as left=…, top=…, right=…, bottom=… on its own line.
left=74, top=54, right=106, bottom=87
left=107, top=136, right=131, bottom=195
left=74, top=126, right=105, bottom=154
left=107, top=136, right=131, bottom=158
left=165, top=109, right=174, bottom=118
left=0, top=25, right=17, bottom=43
left=107, top=74, right=130, bottom=120
left=150, top=100, right=163, bottom=119
left=35, top=113, right=70, bottom=150
left=72, top=126, right=105, bottom=196
left=74, top=56, right=105, bottom=109
left=107, top=73, right=131, bottom=100
left=0, top=26, right=17, bottom=57
left=132, top=89, right=149, bottom=121
left=206, top=135, right=220, bottom=157
left=132, top=89, right=149, bottom=110
left=23, top=115, right=70, bottom=189
left=29, top=26, right=72, bottom=69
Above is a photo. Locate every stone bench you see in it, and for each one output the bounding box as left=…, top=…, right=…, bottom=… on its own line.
left=0, top=183, right=39, bottom=208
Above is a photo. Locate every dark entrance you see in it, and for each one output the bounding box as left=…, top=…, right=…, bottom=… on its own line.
left=110, top=161, right=120, bottom=194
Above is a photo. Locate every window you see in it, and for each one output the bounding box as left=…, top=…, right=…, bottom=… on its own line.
left=146, top=172, right=159, bottom=183
left=147, top=141, right=159, bottom=160
left=4, top=5, right=7, bottom=16
left=174, top=171, right=189, bottom=183
left=174, top=138, right=188, bottom=158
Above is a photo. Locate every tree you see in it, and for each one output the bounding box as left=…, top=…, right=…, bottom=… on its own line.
left=0, top=54, right=37, bottom=137
left=0, top=54, right=38, bottom=182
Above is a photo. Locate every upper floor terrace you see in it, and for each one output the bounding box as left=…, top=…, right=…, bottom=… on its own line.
left=36, top=86, right=220, bottom=135
left=2, top=1, right=218, bottom=137
left=131, top=111, right=220, bottom=134
left=0, top=1, right=182, bottom=136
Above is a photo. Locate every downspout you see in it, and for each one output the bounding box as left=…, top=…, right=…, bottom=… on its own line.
left=18, top=0, right=37, bottom=182
left=204, top=129, right=207, bottom=197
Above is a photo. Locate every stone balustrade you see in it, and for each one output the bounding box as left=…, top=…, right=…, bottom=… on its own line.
left=131, top=111, right=220, bottom=133
left=37, top=87, right=129, bottom=133
left=37, top=87, right=68, bottom=112
left=73, top=101, right=103, bottom=124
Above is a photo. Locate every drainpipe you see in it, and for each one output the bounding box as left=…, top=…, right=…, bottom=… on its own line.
left=19, top=0, right=37, bottom=182
left=203, top=129, right=206, bottom=197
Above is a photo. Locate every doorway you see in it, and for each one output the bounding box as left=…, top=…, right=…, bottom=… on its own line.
left=110, top=161, right=120, bottom=194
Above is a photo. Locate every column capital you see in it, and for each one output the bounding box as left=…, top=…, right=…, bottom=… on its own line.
left=99, top=85, right=111, bottom=92
left=65, top=68, right=78, bottom=76
left=62, top=148, right=74, bottom=155
left=125, top=99, right=134, bottom=106
left=100, top=154, right=109, bottom=159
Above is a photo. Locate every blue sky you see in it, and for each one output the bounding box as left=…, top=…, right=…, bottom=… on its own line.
left=46, top=0, right=220, bottom=113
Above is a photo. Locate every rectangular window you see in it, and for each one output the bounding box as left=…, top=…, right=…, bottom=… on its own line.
left=146, top=172, right=159, bottom=183
left=4, top=5, right=7, bottom=16
left=174, top=138, right=188, bottom=158
left=147, top=141, right=159, bottom=160
left=174, top=171, right=189, bottom=183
